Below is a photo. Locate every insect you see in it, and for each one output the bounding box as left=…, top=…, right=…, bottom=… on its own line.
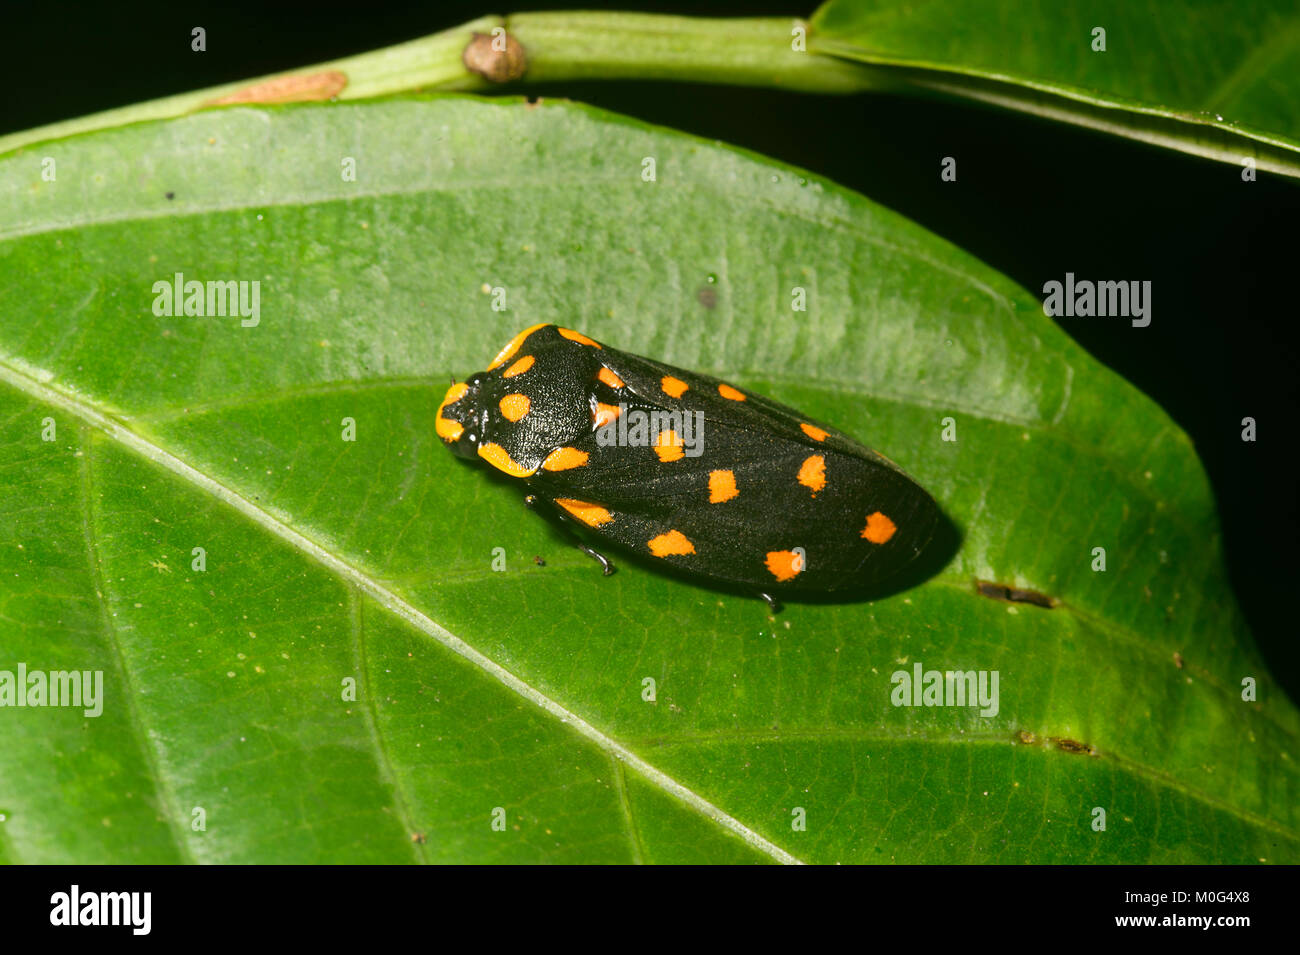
left=437, top=324, right=939, bottom=606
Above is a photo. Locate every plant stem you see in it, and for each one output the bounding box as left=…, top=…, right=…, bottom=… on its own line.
left=0, top=13, right=887, bottom=154
left=505, top=12, right=878, bottom=90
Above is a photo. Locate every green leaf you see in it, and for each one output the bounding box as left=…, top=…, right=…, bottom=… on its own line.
left=810, top=0, right=1300, bottom=179
left=0, top=95, right=1295, bottom=863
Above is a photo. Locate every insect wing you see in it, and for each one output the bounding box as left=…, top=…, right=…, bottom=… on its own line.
left=529, top=345, right=939, bottom=591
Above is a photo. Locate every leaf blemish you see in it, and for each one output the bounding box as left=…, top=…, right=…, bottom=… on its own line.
left=975, top=580, right=1057, bottom=608
left=206, top=70, right=348, bottom=106
left=1051, top=738, right=1099, bottom=756
left=1014, top=731, right=1098, bottom=757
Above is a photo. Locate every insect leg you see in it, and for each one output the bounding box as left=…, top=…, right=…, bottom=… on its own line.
left=757, top=591, right=782, bottom=614
left=576, top=542, right=615, bottom=576
left=524, top=495, right=617, bottom=576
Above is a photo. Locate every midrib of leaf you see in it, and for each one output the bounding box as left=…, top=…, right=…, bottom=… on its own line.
left=0, top=353, right=804, bottom=866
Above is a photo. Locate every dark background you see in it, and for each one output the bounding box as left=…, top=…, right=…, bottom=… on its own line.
left=3, top=0, right=1295, bottom=700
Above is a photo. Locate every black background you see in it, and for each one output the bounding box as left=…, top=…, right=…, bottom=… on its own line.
left=3, top=0, right=1295, bottom=702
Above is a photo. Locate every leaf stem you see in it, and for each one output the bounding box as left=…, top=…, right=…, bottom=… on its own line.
left=0, top=13, right=887, bottom=154
left=503, top=12, right=880, bottom=91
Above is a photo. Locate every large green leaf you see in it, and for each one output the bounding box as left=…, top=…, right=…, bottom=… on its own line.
left=0, top=96, right=1294, bottom=863
left=810, top=0, right=1300, bottom=178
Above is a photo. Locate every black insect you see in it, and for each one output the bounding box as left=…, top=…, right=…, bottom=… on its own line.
left=438, top=324, right=939, bottom=601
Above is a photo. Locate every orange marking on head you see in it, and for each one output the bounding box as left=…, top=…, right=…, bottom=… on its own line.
left=503, top=355, right=535, bottom=378
left=541, top=447, right=589, bottom=471
left=439, top=382, right=468, bottom=407
left=598, top=366, right=625, bottom=388
left=654, top=429, right=685, bottom=462
left=661, top=376, right=689, bottom=398
left=708, top=469, right=739, bottom=503
left=436, top=382, right=469, bottom=441
left=488, top=323, right=549, bottom=370
left=499, top=393, right=531, bottom=422
left=558, top=327, right=602, bottom=348
left=593, top=402, right=622, bottom=428
left=797, top=454, right=826, bottom=495
left=478, top=442, right=536, bottom=478
left=555, top=498, right=614, bottom=528
left=800, top=422, right=828, bottom=442
left=718, top=383, right=747, bottom=402
left=861, top=511, right=897, bottom=544
left=648, top=529, right=695, bottom=557
left=765, top=550, right=805, bottom=582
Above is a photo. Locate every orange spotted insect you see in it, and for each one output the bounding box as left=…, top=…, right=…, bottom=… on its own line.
left=437, top=324, right=939, bottom=609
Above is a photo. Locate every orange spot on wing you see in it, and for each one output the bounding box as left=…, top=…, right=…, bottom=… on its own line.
left=861, top=511, right=897, bottom=544
left=436, top=382, right=469, bottom=441
left=708, top=469, right=739, bottom=503
left=797, top=454, right=826, bottom=495
left=478, top=442, right=535, bottom=478
left=800, top=422, right=828, bottom=442
left=542, top=447, right=589, bottom=471
left=555, top=498, right=613, bottom=527
left=593, top=402, right=622, bottom=428
left=648, top=530, right=695, bottom=557
left=654, top=429, right=685, bottom=462
left=661, top=376, right=689, bottom=398
left=489, top=324, right=549, bottom=370
left=718, top=383, right=746, bottom=402
left=503, top=355, right=535, bottom=378
left=558, top=327, right=602, bottom=348
left=765, top=550, right=805, bottom=582
left=499, top=393, right=531, bottom=422
left=598, top=366, right=625, bottom=388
